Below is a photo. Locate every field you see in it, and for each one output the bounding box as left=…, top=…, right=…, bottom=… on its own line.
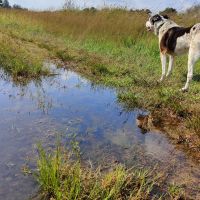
left=0, top=7, right=200, bottom=199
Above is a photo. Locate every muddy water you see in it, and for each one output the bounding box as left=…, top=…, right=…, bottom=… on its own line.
left=0, top=65, right=199, bottom=200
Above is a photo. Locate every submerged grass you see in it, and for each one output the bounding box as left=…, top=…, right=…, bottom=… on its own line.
left=34, top=143, right=184, bottom=200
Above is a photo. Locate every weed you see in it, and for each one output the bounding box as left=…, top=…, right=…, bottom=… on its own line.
left=168, top=183, right=185, bottom=200
left=118, top=92, right=139, bottom=109
left=186, top=114, right=200, bottom=136
left=91, top=63, right=110, bottom=75
left=56, top=50, right=75, bottom=62
left=35, top=143, right=62, bottom=199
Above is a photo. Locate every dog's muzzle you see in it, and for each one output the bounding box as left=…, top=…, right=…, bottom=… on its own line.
left=147, top=27, right=152, bottom=31
left=146, top=21, right=153, bottom=31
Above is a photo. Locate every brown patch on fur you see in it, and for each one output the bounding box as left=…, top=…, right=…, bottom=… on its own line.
left=160, top=26, right=193, bottom=54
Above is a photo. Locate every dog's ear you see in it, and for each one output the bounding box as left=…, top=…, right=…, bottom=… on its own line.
left=162, top=14, right=169, bottom=19
left=147, top=10, right=152, bottom=17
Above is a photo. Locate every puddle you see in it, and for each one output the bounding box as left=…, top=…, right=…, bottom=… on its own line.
left=0, top=64, right=199, bottom=199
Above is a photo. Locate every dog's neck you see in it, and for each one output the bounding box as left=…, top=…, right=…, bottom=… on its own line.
left=155, top=22, right=165, bottom=35
left=155, top=20, right=179, bottom=37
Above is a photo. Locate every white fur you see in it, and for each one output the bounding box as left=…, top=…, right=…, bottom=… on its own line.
left=166, top=55, right=174, bottom=77
left=160, top=53, right=166, bottom=81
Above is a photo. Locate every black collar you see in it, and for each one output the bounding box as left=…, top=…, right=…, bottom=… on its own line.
left=156, top=22, right=165, bottom=35
left=157, top=22, right=165, bottom=32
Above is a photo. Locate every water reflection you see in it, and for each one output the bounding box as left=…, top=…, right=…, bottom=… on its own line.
left=0, top=66, right=199, bottom=199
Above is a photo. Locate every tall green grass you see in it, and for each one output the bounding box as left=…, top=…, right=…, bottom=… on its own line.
left=0, top=32, right=49, bottom=79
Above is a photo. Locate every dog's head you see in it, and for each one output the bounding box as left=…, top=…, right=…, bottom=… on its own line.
left=146, top=14, right=169, bottom=34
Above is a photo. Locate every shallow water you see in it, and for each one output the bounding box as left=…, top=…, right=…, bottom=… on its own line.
left=0, top=65, right=199, bottom=199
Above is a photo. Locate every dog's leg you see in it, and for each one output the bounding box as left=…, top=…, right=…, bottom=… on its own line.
left=166, top=55, right=174, bottom=77
left=160, top=53, right=167, bottom=81
left=182, top=48, right=200, bottom=92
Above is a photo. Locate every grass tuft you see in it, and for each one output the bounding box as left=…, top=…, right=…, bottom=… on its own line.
left=33, top=142, right=184, bottom=200
left=186, top=114, right=200, bottom=136
left=35, top=144, right=62, bottom=198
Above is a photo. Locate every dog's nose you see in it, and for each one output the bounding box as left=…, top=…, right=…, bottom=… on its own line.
left=147, top=27, right=151, bottom=31
left=145, top=21, right=152, bottom=31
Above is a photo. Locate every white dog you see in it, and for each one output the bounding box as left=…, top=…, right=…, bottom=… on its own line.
left=146, top=14, right=200, bottom=91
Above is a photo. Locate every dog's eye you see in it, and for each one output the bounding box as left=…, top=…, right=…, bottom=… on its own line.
left=151, top=15, right=161, bottom=24
left=162, top=15, right=169, bottom=19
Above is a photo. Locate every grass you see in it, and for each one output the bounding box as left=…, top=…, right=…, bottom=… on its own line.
left=0, top=34, right=49, bottom=79
left=0, top=17, right=50, bottom=79
left=186, top=113, right=200, bottom=137
left=33, top=142, right=184, bottom=200
left=0, top=8, right=199, bottom=151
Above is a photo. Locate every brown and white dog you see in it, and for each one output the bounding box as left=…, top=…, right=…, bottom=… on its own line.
left=146, top=14, right=200, bottom=91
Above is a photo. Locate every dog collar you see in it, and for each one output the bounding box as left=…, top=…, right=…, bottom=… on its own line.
left=156, top=22, right=165, bottom=35
left=157, top=22, right=165, bottom=31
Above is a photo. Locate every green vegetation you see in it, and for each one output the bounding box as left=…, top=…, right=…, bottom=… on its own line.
left=0, top=8, right=199, bottom=151
left=33, top=143, right=184, bottom=200
left=0, top=32, right=49, bottom=79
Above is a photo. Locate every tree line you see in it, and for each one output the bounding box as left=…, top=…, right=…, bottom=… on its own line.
left=0, top=0, right=26, bottom=9
left=0, top=0, right=179, bottom=13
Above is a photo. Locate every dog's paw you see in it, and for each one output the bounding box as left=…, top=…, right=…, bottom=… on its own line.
left=159, top=76, right=164, bottom=82
left=181, top=87, right=188, bottom=92
left=166, top=73, right=171, bottom=77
